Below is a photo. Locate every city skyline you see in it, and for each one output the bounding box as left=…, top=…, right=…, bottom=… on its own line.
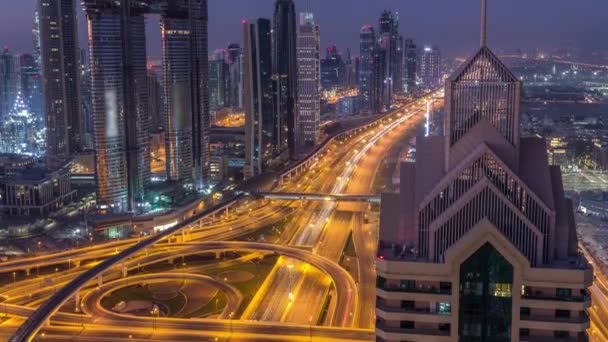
left=1, top=0, right=607, bottom=58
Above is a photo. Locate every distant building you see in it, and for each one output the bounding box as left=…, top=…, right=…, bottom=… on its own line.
left=376, top=2, right=591, bottom=341
left=227, top=43, right=243, bottom=109
left=0, top=48, right=17, bottom=123
left=418, top=45, right=442, bottom=88
left=337, top=96, right=359, bottom=115
left=147, top=67, right=165, bottom=132
left=209, top=51, right=229, bottom=111
left=296, top=12, right=321, bottom=146
left=321, top=45, right=345, bottom=90
left=243, top=18, right=275, bottom=178
left=0, top=164, right=75, bottom=216
left=18, top=54, right=43, bottom=121
left=403, top=38, right=417, bottom=94
left=359, top=25, right=375, bottom=113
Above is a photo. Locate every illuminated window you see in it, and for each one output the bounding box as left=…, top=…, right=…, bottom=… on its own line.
left=491, top=283, right=512, bottom=298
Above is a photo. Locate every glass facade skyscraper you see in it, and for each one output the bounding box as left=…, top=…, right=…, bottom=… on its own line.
left=243, top=18, right=274, bottom=179
left=273, top=0, right=298, bottom=158
left=296, top=12, right=320, bottom=146
left=39, top=0, right=82, bottom=170
left=84, top=0, right=209, bottom=212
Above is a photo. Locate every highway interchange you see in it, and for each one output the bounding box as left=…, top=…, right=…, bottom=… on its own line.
left=1, top=93, right=436, bottom=342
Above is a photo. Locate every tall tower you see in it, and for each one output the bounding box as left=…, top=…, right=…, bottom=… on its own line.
left=403, top=38, right=417, bottom=94
left=243, top=18, right=274, bottom=179
left=84, top=0, right=150, bottom=212
left=296, top=12, right=321, bottom=146
left=376, top=1, right=592, bottom=341
left=359, top=25, right=375, bottom=113
left=161, top=0, right=209, bottom=190
left=38, top=0, right=82, bottom=170
left=273, top=0, right=298, bottom=159
left=0, top=48, right=17, bottom=123
left=227, top=43, right=243, bottom=109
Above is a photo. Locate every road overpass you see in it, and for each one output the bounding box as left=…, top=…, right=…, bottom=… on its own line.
left=254, top=192, right=381, bottom=203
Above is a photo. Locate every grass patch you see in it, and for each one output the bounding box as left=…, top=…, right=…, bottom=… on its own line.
left=185, top=292, right=227, bottom=318
left=205, top=255, right=279, bottom=318
left=100, top=284, right=186, bottom=317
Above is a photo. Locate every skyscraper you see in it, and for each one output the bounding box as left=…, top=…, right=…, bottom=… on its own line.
left=419, top=45, right=442, bottom=88
left=161, top=1, right=210, bottom=190
left=296, top=12, right=321, bottom=146
left=38, top=0, right=82, bottom=170
left=273, top=0, right=298, bottom=158
left=0, top=48, right=18, bottom=125
left=84, top=0, right=209, bottom=212
left=18, top=54, right=43, bottom=122
left=84, top=2, right=148, bottom=212
left=320, top=45, right=345, bottom=90
left=243, top=18, right=274, bottom=178
left=376, top=1, right=591, bottom=341
left=403, top=38, right=417, bottom=94
left=378, top=10, right=399, bottom=100
left=209, top=50, right=228, bottom=111
left=147, top=67, right=165, bottom=132
left=227, top=43, right=243, bottom=109
left=359, top=25, right=375, bottom=113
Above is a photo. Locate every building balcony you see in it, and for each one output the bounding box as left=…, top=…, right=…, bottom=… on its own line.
left=519, top=315, right=590, bottom=332
left=376, top=322, right=451, bottom=342
left=376, top=288, right=452, bottom=303
left=521, top=293, right=591, bottom=311
left=376, top=303, right=452, bottom=324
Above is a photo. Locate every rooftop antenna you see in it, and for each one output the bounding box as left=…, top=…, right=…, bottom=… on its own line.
left=480, top=0, right=487, bottom=47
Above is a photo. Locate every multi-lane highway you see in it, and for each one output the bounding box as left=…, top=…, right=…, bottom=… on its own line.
left=2, top=92, right=439, bottom=342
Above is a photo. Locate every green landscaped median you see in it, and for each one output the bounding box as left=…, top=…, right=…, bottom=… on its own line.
left=100, top=283, right=186, bottom=317
left=205, top=255, right=279, bottom=317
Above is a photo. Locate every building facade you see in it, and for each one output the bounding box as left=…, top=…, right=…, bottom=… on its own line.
left=296, top=12, right=321, bottom=146
left=38, top=0, right=82, bottom=170
left=376, top=4, right=592, bottom=341
left=243, top=18, right=275, bottom=179
left=273, top=0, right=298, bottom=158
left=419, top=46, right=442, bottom=88
left=359, top=25, right=375, bottom=114
left=403, top=38, right=417, bottom=94
left=84, top=0, right=209, bottom=212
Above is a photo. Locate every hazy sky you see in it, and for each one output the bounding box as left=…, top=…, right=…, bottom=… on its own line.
left=1, top=0, right=607, bottom=58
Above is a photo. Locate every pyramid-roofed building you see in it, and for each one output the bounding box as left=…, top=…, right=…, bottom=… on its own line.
left=375, top=1, right=592, bottom=341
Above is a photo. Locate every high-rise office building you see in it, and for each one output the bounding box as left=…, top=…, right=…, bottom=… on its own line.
left=273, top=0, right=298, bottom=158
left=147, top=67, right=165, bottom=132
left=320, top=45, right=345, bottom=90
left=243, top=18, right=274, bottom=178
left=38, top=0, right=82, bottom=170
left=18, top=54, right=43, bottom=122
left=359, top=25, right=375, bottom=113
left=403, top=38, right=417, bottom=94
left=161, top=1, right=210, bottom=190
left=378, top=10, right=400, bottom=100
left=0, top=48, right=17, bottom=123
left=419, top=45, right=442, bottom=88
left=376, top=2, right=591, bottom=341
left=372, top=43, right=388, bottom=113
left=32, top=9, right=41, bottom=68
left=84, top=3, right=148, bottom=212
left=84, top=0, right=209, bottom=212
left=209, top=50, right=228, bottom=111
left=296, top=12, right=321, bottom=146
left=227, top=43, right=243, bottom=109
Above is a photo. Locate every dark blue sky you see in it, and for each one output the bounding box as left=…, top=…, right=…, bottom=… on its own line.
left=1, top=0, right=607, bottom=58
